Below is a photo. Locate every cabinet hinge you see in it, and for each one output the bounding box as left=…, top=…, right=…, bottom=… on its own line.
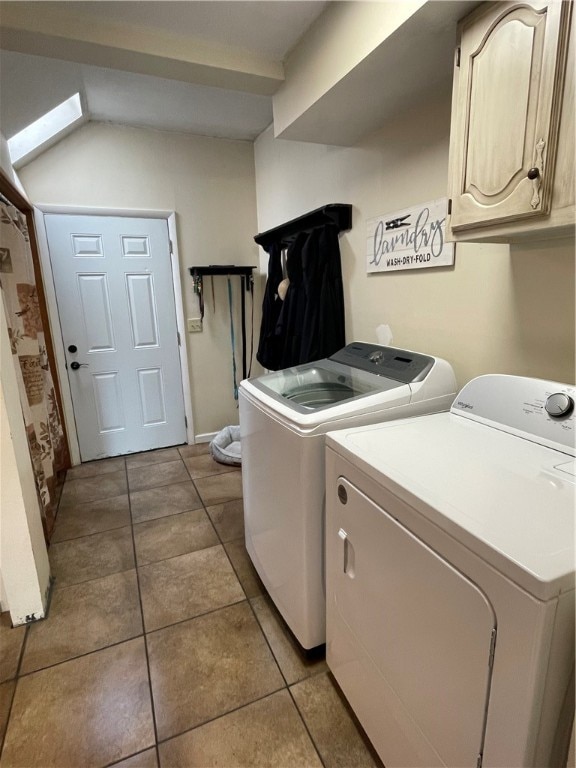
left=476, top=754, right=483, bottom=768
left=488, top=628, right=497, bottom=669
left=177, top=331, right=181, bottom=346
left=456, top=47, right=461, bottom=67
left=447, top=199, right=452, bottom=215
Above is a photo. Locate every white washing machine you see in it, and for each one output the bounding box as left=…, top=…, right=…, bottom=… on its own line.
left=239, top=342, right=457, bottom=649
left=325, top=374, right=575, bottom=768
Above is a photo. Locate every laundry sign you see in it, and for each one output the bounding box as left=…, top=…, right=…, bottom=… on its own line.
left=366, top=197, right=454, bottom=273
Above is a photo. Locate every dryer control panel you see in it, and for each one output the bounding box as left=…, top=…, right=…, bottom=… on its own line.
left=451, top=374, right=575, bottom=455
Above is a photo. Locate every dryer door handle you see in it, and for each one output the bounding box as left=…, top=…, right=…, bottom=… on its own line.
left=338, top=528, right=355, bottom=578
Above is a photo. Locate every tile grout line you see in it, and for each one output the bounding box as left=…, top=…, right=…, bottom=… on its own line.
left=50, top=522, right=131, bottom=545
left=154, top=684, right=289, bottom=750
left=0, top=464, right=68, bottom=761
left=207, top=480, right=329, bottom=764
left=4, top=447, right=336, bottom=768
left=128, top=446, right=240, bottom=759
left=223, top=460, right=327, bottom=768
left=0, top=449, right=238, bottom=766
left=0, top=622, right=30, bottom=760
left=286, top=681, right=328, bottom=768
left=181, top=453, right=325, bottom=763
left=41, top=562, right=136, bottom=593
left=0, top=462, right=64, bottom=760
left=125, top=459, right=163, bottom=767
left=144, top=596, right=249, bottom=638
left=100, top=745, right=157, bottom=768
left=14, top=630, right=146, bottom=680
left=242, top=590, right=328, bottom=768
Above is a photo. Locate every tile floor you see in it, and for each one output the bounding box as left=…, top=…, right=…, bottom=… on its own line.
left=0, top=444, right=382, bottom=768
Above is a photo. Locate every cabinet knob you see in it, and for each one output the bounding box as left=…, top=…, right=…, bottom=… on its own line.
left=527, top=167, right=540, bottom=180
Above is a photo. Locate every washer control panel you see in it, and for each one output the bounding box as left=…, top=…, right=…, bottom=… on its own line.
left=329, top=342, right=434, bottom=383
left=451, top=375, right=576, bottom=455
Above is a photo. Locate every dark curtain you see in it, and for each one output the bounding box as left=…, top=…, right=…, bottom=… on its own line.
left=256, top=224, right=345, bottom=370
left=256, top=241, right=284, bottom=370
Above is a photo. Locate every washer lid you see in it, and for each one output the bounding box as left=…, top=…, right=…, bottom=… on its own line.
left=244, top=342, right=438, bottom=416
left=246, top=355, right=404, bottom=416
left=327, top=412, right=575, bottom=601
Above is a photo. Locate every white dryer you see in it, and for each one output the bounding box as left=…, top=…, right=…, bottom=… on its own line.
left=325, top=374, right=575, bottom=768
left=239, top=342, right=456, bottom=649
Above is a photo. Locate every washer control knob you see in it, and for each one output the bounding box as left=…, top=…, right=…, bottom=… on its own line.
left=545, top=392, right=574, bottom=418
left=369, top=350, right=384, bottom=363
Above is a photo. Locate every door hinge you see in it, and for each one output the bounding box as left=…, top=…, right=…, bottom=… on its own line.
left=447, top=198, right=452, bottom=215
left=456, top=47, right=461, bottom=67
left=476, top=753, right=483, bottom=768
left=488, top=628, right=497, bottom=669
left=177, top=331, right=181, bottom=346
left=169, top=239, right=173, bottom=255
left=184, top=416, right=188, bottom=428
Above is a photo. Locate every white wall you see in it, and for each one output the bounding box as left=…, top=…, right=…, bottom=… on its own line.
left=18, top=122, right=261, bottom=437
left=273, top=0, right=425, bottom=136
left=0, top=130, right=27, bottom=196
left=255, top=88, right=576, bottom=388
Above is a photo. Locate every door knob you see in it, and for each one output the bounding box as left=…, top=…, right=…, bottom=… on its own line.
left=70, top=361, right=88, bottom=370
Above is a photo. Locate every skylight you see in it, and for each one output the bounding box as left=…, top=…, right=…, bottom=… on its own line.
left=8, top=93, right=84, bottom=167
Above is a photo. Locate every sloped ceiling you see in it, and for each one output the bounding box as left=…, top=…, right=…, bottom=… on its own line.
left=0, top=1, right=328, bottom=143
left=1, top=1, right=479, bottom=154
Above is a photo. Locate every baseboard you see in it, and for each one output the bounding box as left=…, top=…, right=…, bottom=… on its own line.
left=194, top=432, right=217, bottom=444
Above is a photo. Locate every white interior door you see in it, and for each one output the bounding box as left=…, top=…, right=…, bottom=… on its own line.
left=45, top=214, right=187, bottom=461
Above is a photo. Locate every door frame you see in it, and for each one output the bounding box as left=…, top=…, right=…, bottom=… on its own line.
left=34, top=204, right=194, bottom=465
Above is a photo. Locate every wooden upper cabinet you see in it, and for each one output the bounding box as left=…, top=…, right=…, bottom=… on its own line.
left=447, top=0, right=573, bottom=240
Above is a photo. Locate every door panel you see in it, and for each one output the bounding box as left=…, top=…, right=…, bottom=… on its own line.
left=138, top=368, right=166, bottom=425
left=45, top=214, right=186, bottom=461
left=327, top=476, right=496, bottom=767
left=94, top=371, right=124, bottom=432
left=449, top=0, right=570, bottom=230
left=466, top=15, right=534, bottom=198
left=126, top=273, right=159, bottom=348
left=78, top=274, right=115, bottom=351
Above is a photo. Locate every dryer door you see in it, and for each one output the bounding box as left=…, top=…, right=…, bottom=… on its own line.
left=327, top=477, right=497, bottom=767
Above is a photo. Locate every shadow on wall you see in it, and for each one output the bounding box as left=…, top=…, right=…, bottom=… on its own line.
left=509, top=238, right=575, bottom=384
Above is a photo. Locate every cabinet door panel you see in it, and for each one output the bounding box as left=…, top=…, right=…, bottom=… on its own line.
left=449, top=0, right=571, bottom=231
left=466, top=14, right=534, bottom=199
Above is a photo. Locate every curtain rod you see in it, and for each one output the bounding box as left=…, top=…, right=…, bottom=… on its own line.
left=254, top=204, right=352, bottom=250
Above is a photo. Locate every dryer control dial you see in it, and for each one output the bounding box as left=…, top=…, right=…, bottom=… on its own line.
left=545, top=392, right=574, bottom=418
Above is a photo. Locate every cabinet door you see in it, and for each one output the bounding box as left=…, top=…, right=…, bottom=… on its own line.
left=449, top=0, right=572, bottom=231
